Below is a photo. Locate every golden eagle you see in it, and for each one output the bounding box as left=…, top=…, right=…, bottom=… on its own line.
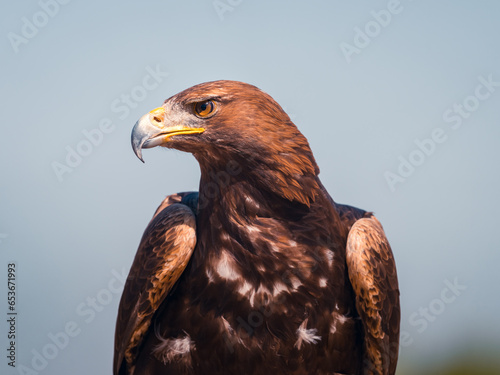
left=114, top=81, right=400, bottom=375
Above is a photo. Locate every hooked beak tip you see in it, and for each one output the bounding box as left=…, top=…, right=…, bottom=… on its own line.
left=133, top=144, right=145, bottom=163
left=131, top=121, right=147, bottom=163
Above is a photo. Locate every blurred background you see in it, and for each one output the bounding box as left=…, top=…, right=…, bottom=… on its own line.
left=1, top=1, right=499, bottom=374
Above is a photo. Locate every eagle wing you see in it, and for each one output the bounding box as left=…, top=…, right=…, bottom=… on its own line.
left=114, top=192, right=197, bottom=375
left=346, top=216, right=400, bottom=375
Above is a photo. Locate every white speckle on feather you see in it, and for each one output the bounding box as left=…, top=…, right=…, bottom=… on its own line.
left=273, top=281, right=289, bottom=296
left=221, top=316, right=233, bottom=332
left=245, top=225, right=259, bottom=233
left=220, top=232, right=231, bottom=241
left=337, top=314, right=349, bottom=324
left=319, top=278, right=327, bottom=288
left=324, top=249, right=334, bottom=268
left=289, top=275, right=302, bottom=290
left=237, top=280, right=253, bottom=296
left=153, top=332, right=194, bottom=364
left=295, top=319, right=321, bottom=349
left=270, top=243, right=280, bottom=252
left=206, top=269, right=214, bottom=283
left=220, top=316, right=246, bottom=347
left=330, top=313, right=351, bottom=334
left=215, top=251, right=240, bottom=281
left=247, top=284, right=272, bottom=307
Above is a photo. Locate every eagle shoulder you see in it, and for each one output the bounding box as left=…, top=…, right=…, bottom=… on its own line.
left=114, top=192, right=198, bottom=375
left=346, top=216, right=400, bottom=375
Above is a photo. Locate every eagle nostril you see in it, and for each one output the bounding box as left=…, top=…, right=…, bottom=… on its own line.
left=149, top=107, right=166, bottom=128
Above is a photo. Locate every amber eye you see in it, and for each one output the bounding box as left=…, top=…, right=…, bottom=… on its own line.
left=193, top=100, right=216, bottom=118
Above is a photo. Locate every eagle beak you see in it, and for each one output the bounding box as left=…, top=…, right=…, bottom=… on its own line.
left=131, top=107, right=205, bottom=162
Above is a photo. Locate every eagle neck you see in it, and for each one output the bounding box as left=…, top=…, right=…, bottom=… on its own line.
left=194, top=161, right=346, bottom=257
left=194, top=145, right=320, bottom=210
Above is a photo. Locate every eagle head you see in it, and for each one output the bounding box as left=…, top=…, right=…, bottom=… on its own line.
left=131, top=80, right=320, bottom=206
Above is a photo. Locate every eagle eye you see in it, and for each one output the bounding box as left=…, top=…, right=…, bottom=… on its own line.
left=193, top=100, right=216, bottom=118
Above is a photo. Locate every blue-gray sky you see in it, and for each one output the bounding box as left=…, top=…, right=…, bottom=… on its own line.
left=1, top=1, right=499, bottom=374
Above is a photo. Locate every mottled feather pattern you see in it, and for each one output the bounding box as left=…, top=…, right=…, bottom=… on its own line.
left=346, top=217, right=400, bottom=375
left=129, top=189, right=364, bottom=374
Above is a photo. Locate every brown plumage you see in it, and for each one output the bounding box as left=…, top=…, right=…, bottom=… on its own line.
left=116, top=80, right=400, bottom=375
